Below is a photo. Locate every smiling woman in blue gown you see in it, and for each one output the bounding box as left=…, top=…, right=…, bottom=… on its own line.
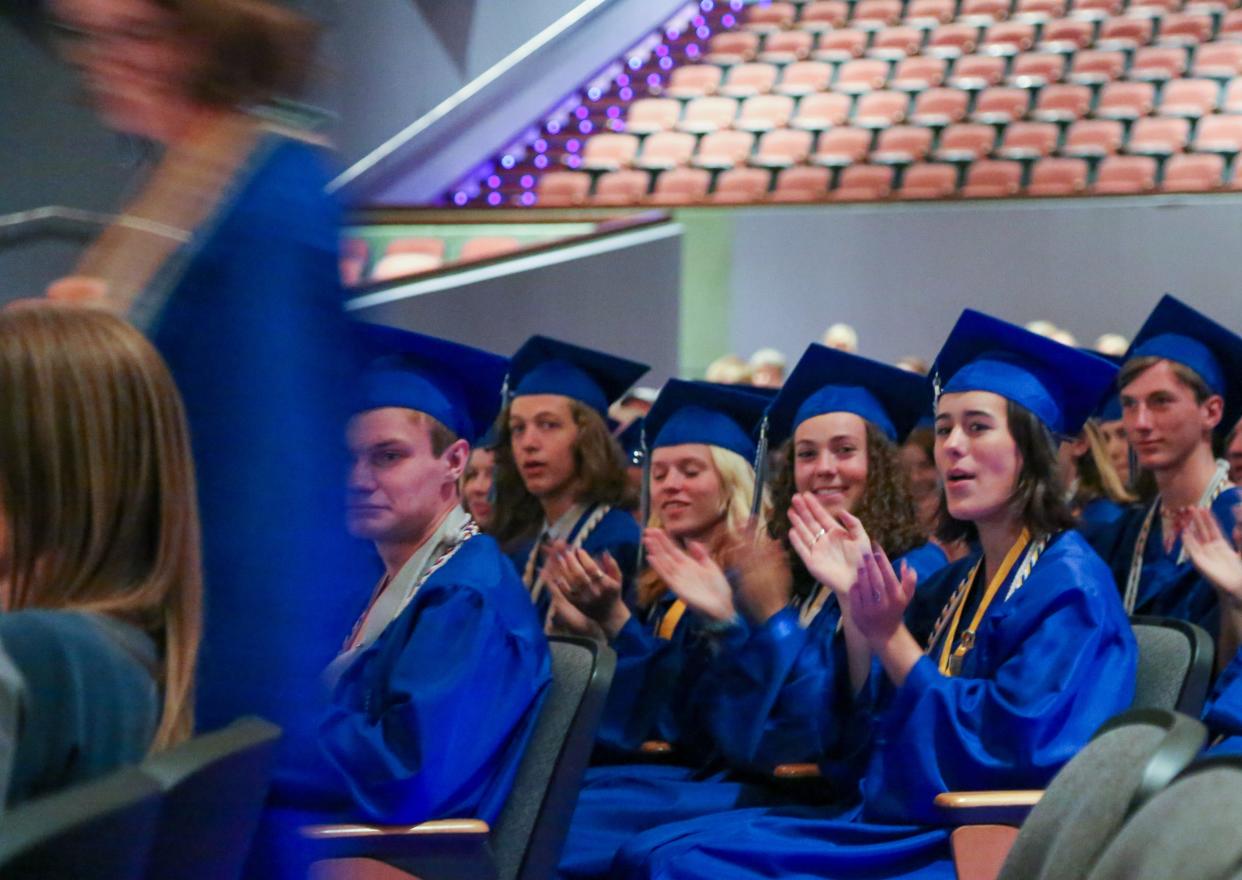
left=610, top=311, right=1137, bottom=880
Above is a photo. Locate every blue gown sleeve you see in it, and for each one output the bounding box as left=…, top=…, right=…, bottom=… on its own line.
left=861, top=540, right=1137, bottom=825
left=594, top=615, right=683, bottom=755
left=316, top=584, right=549, bottom=824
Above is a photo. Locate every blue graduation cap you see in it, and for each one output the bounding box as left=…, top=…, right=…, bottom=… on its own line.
left=508, top=336, right=650, bottom=418
left=1091, top=352, right=1124, bottom=423
left=644, top=380, right=772, bottom=462
left=766, top=344, right=931, bottom=446
left=932, top=310, right=1118, bottom=437
left=354, top=323, right=508, bottom=445
left=615, top=418, right=646, bottom=466
left=1125, top=294, right=1242, bottom=435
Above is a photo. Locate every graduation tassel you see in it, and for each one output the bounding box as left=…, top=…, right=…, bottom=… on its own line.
left=635, top=422, right=651, bottom=574
left=749, top=414, right=769, bottom=521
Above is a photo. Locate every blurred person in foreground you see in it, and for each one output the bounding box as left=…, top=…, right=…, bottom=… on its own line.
left=46, top=0, right=369, bottom=751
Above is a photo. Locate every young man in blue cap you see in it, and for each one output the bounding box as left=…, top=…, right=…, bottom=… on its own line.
left=1090, top=294, right=1242, bottom=636
left=490, top=335, right=650, bottom=621
left=254, top=326, right=550, bottom=878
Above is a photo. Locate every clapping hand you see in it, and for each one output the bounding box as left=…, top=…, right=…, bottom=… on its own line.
left=545, top=541, right=629, bottom=637
left=643, top=528, right=737, bottom=623
left=788, top=492, right=871, bottom=598
left=848, top=545, right=917, bottom=648
left=1182, top=507, right=1242, bottom=610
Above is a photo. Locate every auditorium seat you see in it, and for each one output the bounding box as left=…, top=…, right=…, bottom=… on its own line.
left=854, top=90, right=911, bottom=126
left=580, top=133, right=640, bottom=171
left=1039, top=19, right=1096, bottom=51
left=836, top=59, right=892, bottom=92
left=814, top=126, right=875, bottom=165
left=961, top=0, right=1014, bottom=24
left=870, top=26, right=925, bottom=59
left=1126, top=116, right=1190, bottom=155
left=1031, top=83, right=1092, bottom=121
left=1092, top=154, right=1158, bottom=192
left=745, top=1, right=797, bottom=31
left=750, top=128, right=816, bottom=167
left=1095, top=81, right=1157, bottom=119
left=790, top=92, right=853, bottom=128
left=981, top=21, right=1037, bottom=54
left=1062, top=118, right=1126, bottom=156
left=458, top=237, right=523, bottom=262
left=1129, top=0, right=1183, bottom=17
left=625, top=98, right=681, bottom=135
left=891, top=56, right=949, bottom=90
left=1096, top=16, right=1155, bottom=50
left=1191, top=42, right=1242, bottom=79
left=770, top=165, right=833, bottom=201
left=971, top=87, right=1031, bottom=123
left=906, top=0, right=957, bottom=25
left=800, top=0, right=850, bottom=32
left=935, top=122, right=1000, bottom=159
left=719, top=62, right=779, bottom=98
left=370, top=252, right=442, bottom=281
left=536, top=171, right=591, bottom=206
left=1159, top=152, right=1226, bottom=190
left=899, top=161, right=961, bottom=197
left=734, top=94, right=797, bottom=131
left=1225, top=79, right=1242, bottom=113
left=777, top=61, right=834, bottom=96
left=814, top=30, right=869, bottom=61
left=1009, top=53, right=1067, bottom=87
left=591, top=169, right=651, bottom=204
left=1069, top=49, right=1127, bottom=84
left=997, top=121, right=1061, bottom=158
left=829, top=164, right=896, bottom=198
left=853, top=0, right=905, bottom=29
left=646, top=167, right=712, bottom=203
left=1191, top=113, right=1242, bottom=153
left=949, top=54, right=1008, bottom=89
left=711, top=167, right=773, bottom=201
left=961, top=158, right=1024, bottom=195
left=665, top=64, right=723, bottom=99
left=1027, top=156, right=1090, bottom=193
left=1068, top=0, right=1122, bottom=18
left=633, top=132, right=697, bottom=170
left=1130, top=46, right=1189, bottom=81
left=1015, top=0, right=1068, bottom=21
left=873, top=125, right=936, bottom=161
left=928, top=23, right=982, bottom=57
left=705, top=31, right=760, bottom=65
left=760, top=30, right=816, bottom=63
left=1158, top=78, right=1220, bottom=117
left=676, top=96, right=739, bottom=133
left=1219, top=9, right=1242, bottom=39
left=693, top=129, right=756, bottom=168
left=385, top=238, right=445, bottom=258
left=911, top=87, right=971, bottom=125
left=1157, top=12, right=1213, bottom=45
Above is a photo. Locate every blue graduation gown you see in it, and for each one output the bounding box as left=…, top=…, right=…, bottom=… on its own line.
left=1089, top=488, right=1241, bottom=635
left=558, top=545, right=949, bottom=880
left=511, top=505, right=642, bottom=619
left=1204, top=648, right=1242, bottom=756
left=610, top=530, right=1137, bottom=880
left=150, top=134, right=373, bottom=750
left=0, top=611, right=159, bottom=808
left=271, top=533, right=551, bottom=825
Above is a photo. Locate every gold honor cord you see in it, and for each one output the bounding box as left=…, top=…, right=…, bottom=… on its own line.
left=657, top=599, right=688, bottom=641
left=938, top=529, right=1031, bottom=677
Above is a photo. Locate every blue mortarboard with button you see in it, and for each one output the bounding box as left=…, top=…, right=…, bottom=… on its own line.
left=508, top=335, right=650, bottom=418
left=1125, top=294, right=1242, bottom=436
left=1091, top=352, right=1124, bottom=423
left=932, top=310, right=1118, bottom=437
left=615, top=418, right=646, bottom=466
left=644, top=380, right=773, bottom=462
left=766, top=343, right=931, bottom=446
left=354, top=323, right=509, bottom=445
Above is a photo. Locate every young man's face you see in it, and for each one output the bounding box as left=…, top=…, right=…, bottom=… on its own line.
left=1120, top=360, right=1222, bottom=473
left=346, top=408, right=463, bottom=544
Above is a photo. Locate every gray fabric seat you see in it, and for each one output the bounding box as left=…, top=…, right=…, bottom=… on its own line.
left=997, top=708, right=1207, bottom=880
left=0, top=767, right=162, bottom=880
left=1086, top=755, right=1242, bottom=880
left=141, top=716, right=282, bottom=880
left=1130, top=616, right=1214, bottom=715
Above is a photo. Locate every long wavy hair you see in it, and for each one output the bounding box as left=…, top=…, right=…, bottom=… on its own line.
left=639, top=445, right=771, bottom=608
left=937, top=400, right=1077, bottom=544
left=768, top=421, right=925, bottom=597
left=0, top=304, right=202, bottom=751
left=489, top=398, right=633, bottom=550
left=1072, top=420, right=1136, bottom=509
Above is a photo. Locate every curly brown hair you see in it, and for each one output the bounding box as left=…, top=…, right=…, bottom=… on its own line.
left=937, top=400, right=1077, bottom=544
left=768, top=421, right=926, bottom=598
left=489, top=398, right=633, bottom=551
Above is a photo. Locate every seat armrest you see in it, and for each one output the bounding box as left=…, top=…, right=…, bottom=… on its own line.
left=639, top=740, right=674, bottom=755
left=772, top=763, right=822, bottom=779
left=950, top=824, right=1021, bottom=880
left=934, top=789, right=1042, bottom=825
left=303, top=819, right=491, bottom=840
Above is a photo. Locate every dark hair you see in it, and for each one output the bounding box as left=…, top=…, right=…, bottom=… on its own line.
left=937, top=400, right=1076, bottom=544
left=154, top=0, right=319, bottom=107
left=489, top=398, right=632, bottom=550
left=768, top=421, right=926, bottom=597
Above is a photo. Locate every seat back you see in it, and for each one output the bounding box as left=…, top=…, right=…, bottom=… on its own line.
left=1085, top=755, right=1242, bottom=880
left=141, top=717, right=282, bottom=880
left=998, top=708, right=1207, bottom=880
left=0, top=768, right=162, bottom=880
left=493, top=637, right=616, bottom=880
left=1130, top=616, right=1214, bottom=715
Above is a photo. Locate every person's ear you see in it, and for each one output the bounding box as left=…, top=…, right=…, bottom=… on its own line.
left=443, top=438, right=471, bottom=483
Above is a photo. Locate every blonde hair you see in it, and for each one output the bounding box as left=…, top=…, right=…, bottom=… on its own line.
left=639, top=445, right=771, bottom=607
left=1075, top=420, right=1136, bottom=507
left=0, top=304, right=202, bottom=751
